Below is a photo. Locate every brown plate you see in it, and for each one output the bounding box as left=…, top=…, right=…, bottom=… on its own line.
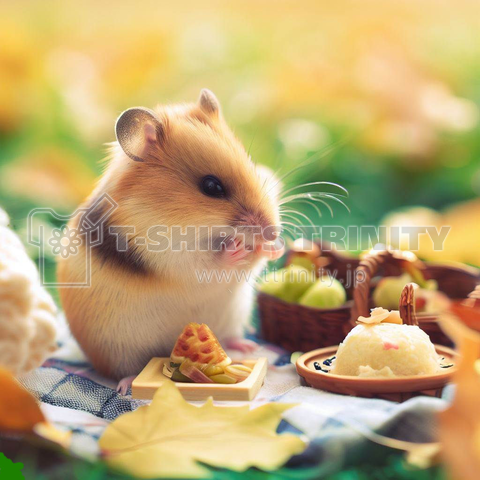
left=296, top=345, right=457, bottom=401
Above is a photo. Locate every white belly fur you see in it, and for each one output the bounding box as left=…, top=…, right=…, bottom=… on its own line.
left=66, top=257, right=260, bottom=378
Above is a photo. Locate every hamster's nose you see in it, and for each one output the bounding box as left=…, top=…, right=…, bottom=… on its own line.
left=241, top=212, right=280, bottom=242
left=239, top=211, right=284, bottom=259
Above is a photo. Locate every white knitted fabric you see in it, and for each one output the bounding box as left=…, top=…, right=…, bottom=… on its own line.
left=0, top=207, right=57, bottom=374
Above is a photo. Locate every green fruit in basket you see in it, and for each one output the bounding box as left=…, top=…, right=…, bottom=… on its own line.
left=281, top=265, right=316, bottom=302
left=424, top=279, right=438, bottom=291
left=259, top=270, right=286, bottom=297
left=373, top=273, right=412, bottom=309
left=299, top=276, right=346, bottom=309
left=373, top=274, right=438, bottom=311
left=260, top=265, right=315, bottom=303
left=290, top=255, right=316, bottom=272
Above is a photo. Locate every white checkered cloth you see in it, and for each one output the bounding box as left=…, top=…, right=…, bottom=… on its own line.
left=18, top=315, right=453, bottom=470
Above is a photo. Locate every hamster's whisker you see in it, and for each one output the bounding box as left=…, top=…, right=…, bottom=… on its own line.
left=277, top=224, right=296, bottom=239
left=283, top=196, right=334, bottom=217
left=278, top=217, right=301, bottom=231
left=278, top=214, right=300, bottom=227
left=255, top=133, right=354, bottom=212
left=271, top=135, right=352, bottom=195
left=289, top=199, right=323, bottom=222
left=313, top=194, right=351, bottom=213
left=260, top=175, right=268, bottom=193
left=303, top=196, right=334, bottom=217
left=281, top=230, right=296, bottom=241
left=265, top=153, right=322, bottom=200
left=280, top=209, right=315, bottom=229
left=280, top=191, right=347, bottom=204
left=247, top=131, right=257, bottom=158
left=279, top=215, right=308, bottom=237
left=258, top=144, right=339, bottom=208
left=281, top=181, right=348, bottom=199
left=279, top=192, right=350, bottom=213
left=277, top=222, right=297, bottom=239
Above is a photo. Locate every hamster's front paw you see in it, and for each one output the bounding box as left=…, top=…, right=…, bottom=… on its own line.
left=116, top=375, right=136, bottom=396
left=225, top=337, right=258, bottom=354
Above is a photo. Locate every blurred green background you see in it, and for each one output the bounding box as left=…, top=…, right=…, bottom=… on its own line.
left=1, top=0, right=480, bottom=278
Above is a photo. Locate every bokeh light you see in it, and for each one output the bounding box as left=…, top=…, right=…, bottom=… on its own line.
left=1, top=0, right=479, bottom=268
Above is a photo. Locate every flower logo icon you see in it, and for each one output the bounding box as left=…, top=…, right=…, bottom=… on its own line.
left=49, top=225, right=82, bottom=258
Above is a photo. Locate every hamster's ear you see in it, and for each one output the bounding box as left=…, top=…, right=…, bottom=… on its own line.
left=115, top=107, right=164, bottom=162
left=198, top=89, right=221, bottom=117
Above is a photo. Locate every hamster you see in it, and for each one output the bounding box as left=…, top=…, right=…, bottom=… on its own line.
left=58, top=89, right=283, bottom=385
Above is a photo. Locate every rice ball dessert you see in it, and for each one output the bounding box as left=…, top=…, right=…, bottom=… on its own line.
left=331, top=307, right=441, bottom=377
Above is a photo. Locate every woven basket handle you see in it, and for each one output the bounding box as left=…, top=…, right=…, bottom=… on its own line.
left=465, top=284, right=480, bottom=308
left=468, top=284, right=480, bottom=300
left=399, top=283, right=419, bottom=326
left=350, top=250, right=393, bottom=325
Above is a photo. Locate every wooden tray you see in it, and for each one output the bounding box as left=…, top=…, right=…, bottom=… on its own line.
left=132, top=357, right=268, bottom=401
left=296, top=345, right=457, bottom=401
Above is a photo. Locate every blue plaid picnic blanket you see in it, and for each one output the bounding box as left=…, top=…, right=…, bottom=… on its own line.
left=18, top=316, right=453, bottom=471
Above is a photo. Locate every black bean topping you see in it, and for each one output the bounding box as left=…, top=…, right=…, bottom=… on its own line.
left=323, top=356, right=336, bottom=366
left=313, top=361, right=329, bottom=373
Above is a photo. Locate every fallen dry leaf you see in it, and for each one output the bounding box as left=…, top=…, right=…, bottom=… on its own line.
left=99, top=381, right=305, bottom=479
left=0, top=366, right=45, bottom=432
left=0, top=367, right=71, bottom=448
left=405, top=443, right=441, bottom=469
left=438, top=308, right=480, bottom=480
left=34, top=421, right=72, bottom=450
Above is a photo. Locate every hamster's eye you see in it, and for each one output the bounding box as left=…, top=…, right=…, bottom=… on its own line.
left=200, top=175, right=225, bottom=198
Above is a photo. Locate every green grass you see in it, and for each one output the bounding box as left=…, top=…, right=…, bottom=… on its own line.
left=1, top=437, right=447, bottom=480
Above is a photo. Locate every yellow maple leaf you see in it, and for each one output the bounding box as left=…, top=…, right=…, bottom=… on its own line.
left=99, top=381, right=305, bottom=479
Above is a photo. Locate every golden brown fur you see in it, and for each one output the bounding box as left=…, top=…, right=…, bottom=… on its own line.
left=58, top=90, right=281, bottom=379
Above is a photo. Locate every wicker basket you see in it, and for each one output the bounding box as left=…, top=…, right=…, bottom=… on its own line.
left=258, top=242, right=359, bottom=352
left=257, top=293, right=353, bottom=352
left=350, top=249, right=480, bottom=345
left=258, top=245, right=480, bottom=351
